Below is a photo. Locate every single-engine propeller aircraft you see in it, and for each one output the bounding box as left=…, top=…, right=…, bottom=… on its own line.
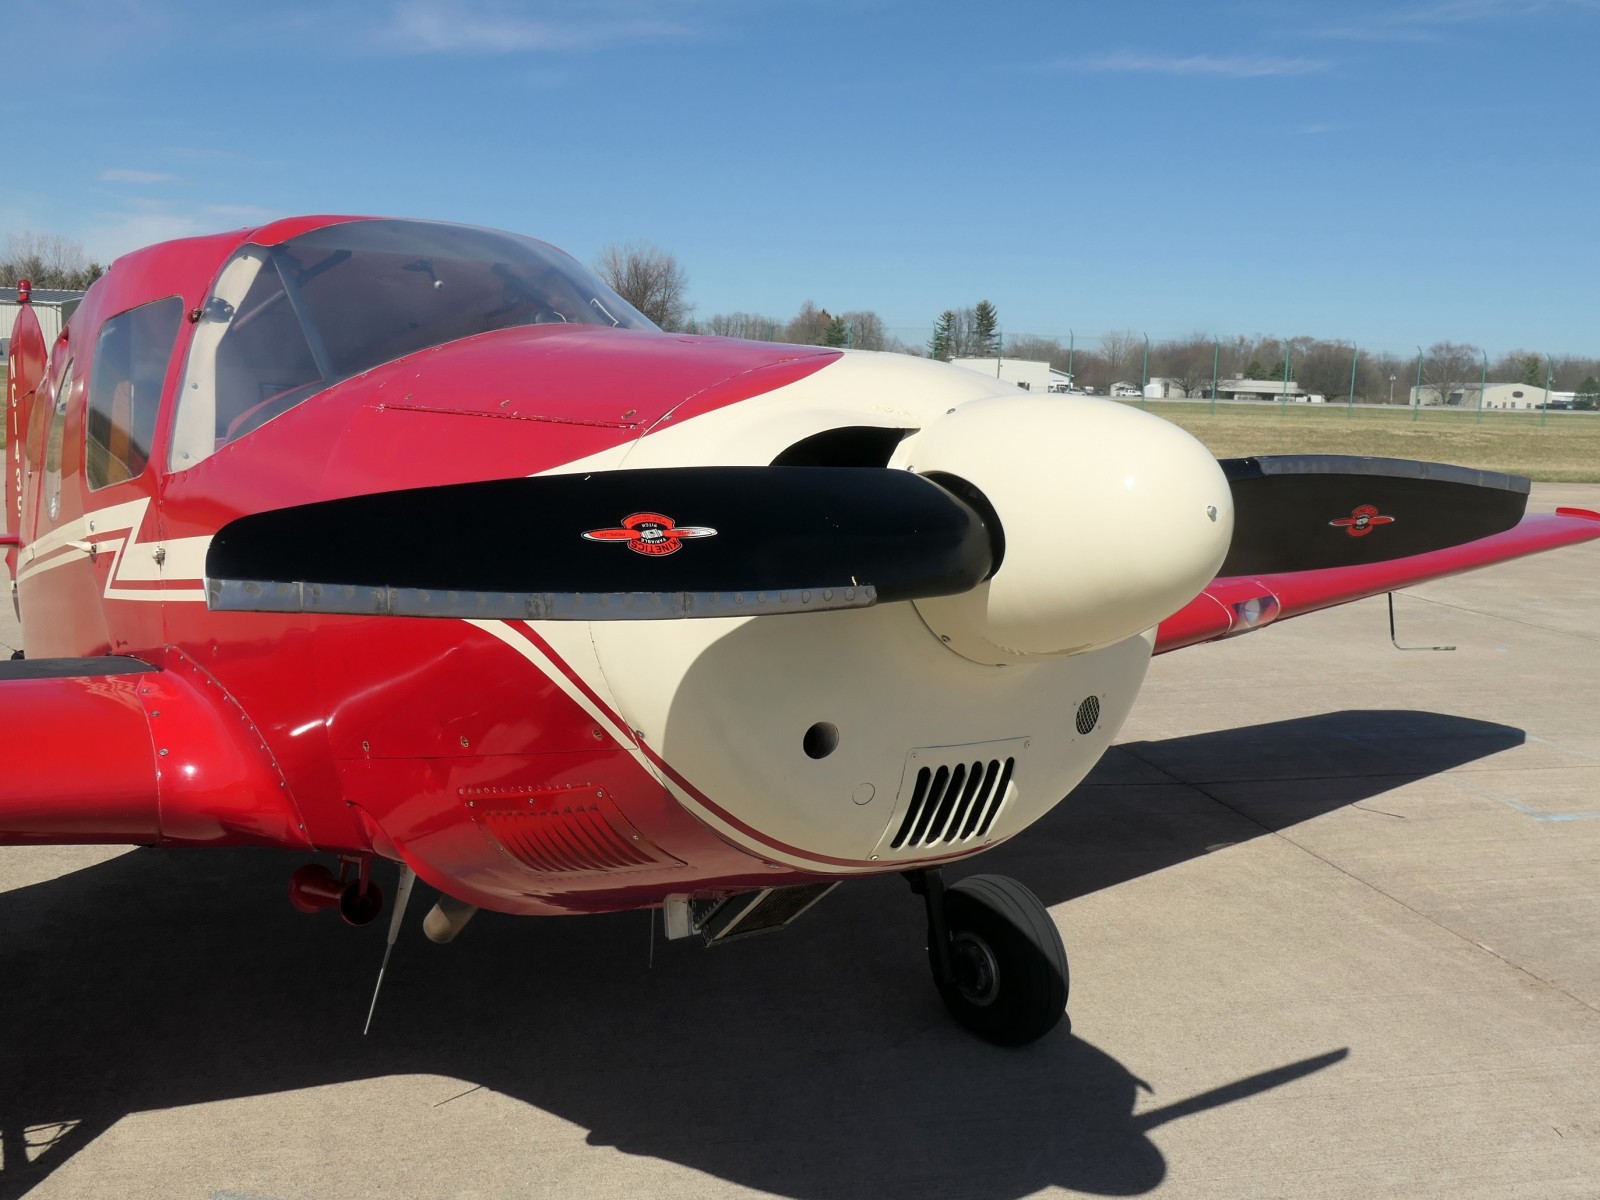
left=6, top=216, right=1599, bottom=1046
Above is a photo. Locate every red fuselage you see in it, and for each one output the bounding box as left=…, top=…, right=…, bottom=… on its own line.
left=11, top=217, right=854, bottom=915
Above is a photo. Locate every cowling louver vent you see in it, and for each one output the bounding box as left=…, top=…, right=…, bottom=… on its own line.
left=472, top=789, right=684, bottom=876
left=873, top=739, right=1027, bottom=859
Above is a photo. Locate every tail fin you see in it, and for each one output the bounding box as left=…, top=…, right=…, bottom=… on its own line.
left=5, top=284, right=48, bottom=580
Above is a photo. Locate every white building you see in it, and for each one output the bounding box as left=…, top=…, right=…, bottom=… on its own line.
left=1214, top=378, right=1310, bottom=403
left=949, top=358, right=1068, bottom=393
left=1143, top=377, right=1191, bottom=400
left=1409, top=383, right=1550, bottom=410
left=0, top=287, right=84, bottom=352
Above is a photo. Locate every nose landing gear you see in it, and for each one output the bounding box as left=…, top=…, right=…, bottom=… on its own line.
left=908, top=868, right=1069, bottom=1046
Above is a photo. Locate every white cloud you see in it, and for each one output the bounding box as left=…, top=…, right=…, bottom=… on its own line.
left=78, top=200, right=284, bottom=263
left=1058, top=52, right=1330, bottom=78
left=98, top=168, right=174, bottom=184
left=203, top=204, right=281, bottom=220
left=1302, top=0, right=1598, bottom=42
left=375, top=0, right=690, bottom=54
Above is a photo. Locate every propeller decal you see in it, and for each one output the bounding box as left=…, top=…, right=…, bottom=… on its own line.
left=1329, top=504, right=1395, bottom=538
left=582, top=512, right=718, bottom=556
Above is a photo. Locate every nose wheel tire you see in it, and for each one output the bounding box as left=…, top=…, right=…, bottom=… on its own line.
left=928, top=874, right=1068, bottom=1046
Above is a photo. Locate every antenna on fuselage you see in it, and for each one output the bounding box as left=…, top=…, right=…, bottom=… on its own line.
left=363, top=864, right=417, bottom=1035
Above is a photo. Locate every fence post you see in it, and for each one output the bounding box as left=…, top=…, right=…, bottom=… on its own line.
left=1281, top=342, right=1290, bottom=414
left=1211, top=339, right=1219, bottom=415
left=1141, top=333, right=1149, bottom=409
left=1413, top=346, right=1423, bottom=423
left=1478, top=349, right=1487, bottom=424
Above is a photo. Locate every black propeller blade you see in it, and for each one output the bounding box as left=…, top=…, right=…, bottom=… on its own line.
left=1219, top=455, right=1530, bottom=576
left=205, top=466, right=996, bottom=620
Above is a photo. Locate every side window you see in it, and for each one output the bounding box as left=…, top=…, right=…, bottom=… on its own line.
left=87, top=296, right=183, bottom=490
left=43, top=359, right=74, bottom=522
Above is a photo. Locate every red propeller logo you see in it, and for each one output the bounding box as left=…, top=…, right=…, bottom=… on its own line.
left=581, top=512, right=718, bottom=556
left=1329, top=504, right=1395, bottom=538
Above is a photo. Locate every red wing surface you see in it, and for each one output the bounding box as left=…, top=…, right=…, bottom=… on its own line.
left=0, top=656, right=309, bottom=847
left=1157, top=507, right=1600, bottom=654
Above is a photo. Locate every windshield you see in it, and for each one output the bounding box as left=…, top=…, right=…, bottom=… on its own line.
left=169, top=218, right=654, bottom=468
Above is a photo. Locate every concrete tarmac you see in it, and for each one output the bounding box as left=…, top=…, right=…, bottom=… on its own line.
left=2, top=485, right=1598, bottom=1199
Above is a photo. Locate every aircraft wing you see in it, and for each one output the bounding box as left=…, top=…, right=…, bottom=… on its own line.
left=1156, top=505, right=1600, bottom=655
left=0, top=656, right=310, bottom=848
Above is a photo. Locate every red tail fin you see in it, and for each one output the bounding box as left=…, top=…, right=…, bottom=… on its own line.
left=5, top=285, right=47, bottom=580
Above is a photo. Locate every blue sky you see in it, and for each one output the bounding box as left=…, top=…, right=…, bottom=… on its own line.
left=5, top=0, right=1598, bottom=356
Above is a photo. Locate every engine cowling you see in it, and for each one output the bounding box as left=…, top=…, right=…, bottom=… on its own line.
left=902, top=395, right=1234, bottom=664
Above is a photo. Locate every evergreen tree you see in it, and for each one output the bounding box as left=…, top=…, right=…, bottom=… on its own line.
left=1521, top=355, right=1544, bottom=387
left=1244, top=359, right=1267, bottom=380
left=823, top=315, right=850, bottom=347
left=929, top=310, right=956, bottom=360
left=973, top=300, right=999, bottom=357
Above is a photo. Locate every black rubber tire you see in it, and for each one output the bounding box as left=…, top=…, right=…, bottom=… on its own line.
left=930, top=874, right=1068, bottom=1046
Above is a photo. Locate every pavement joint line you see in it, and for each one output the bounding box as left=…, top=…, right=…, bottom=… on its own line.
left=1449, top=773, right=1600, bottom=824
left=1115, top=741, right=1600, bottom=1018
left=1401, top=591, right=1600, bottom=645
left=1526, top=733, right=1600, bottom=766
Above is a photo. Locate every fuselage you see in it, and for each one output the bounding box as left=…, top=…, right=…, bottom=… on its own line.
left=9, top=217, right=1232, bottom=916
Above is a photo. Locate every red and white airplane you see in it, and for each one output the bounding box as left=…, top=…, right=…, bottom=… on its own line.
left=6, top=216, right=1598, bottom=1045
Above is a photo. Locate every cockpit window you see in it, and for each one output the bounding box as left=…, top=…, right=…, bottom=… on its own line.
left=169, top=219, right=654, bottom=469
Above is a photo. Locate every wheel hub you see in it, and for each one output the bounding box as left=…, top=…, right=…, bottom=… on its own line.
left=950, top=931, right=1000, bottom=1006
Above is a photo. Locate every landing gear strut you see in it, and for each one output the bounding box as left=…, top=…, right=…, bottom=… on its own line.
left=908, top=869, right=1069, bottom=1046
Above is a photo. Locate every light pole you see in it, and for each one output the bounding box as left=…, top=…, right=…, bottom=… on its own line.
left=1066, top=329, right=1074, bottom=394
left=1281, top=341, right=1291, bottom=413
left=1389, top=373, right=1396, bottom=405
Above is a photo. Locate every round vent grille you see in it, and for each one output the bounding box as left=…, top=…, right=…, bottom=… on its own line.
left=1075, top=695, right=1102, bottom=736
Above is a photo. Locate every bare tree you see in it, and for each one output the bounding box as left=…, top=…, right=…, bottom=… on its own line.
left=1069, top=350, right=1107, bottom=393
left=784, top=301, right=831, bottom=345
left=703, top=311, right=782, bottom=341
left=948, top=307, right=978, bottom=358
left=1152, top=335, right=1215, bottom=398
left=1420, top=341, right=1483, bottom=407
left=839, top=310, right=888, bottom=351
left=0, top=231, right=103, bottom=289
left=1099, top=329, right=1142, bottom=388
left=1490, top=349, right=1543, bottom=385
left=1295, top=339, right=1358, bottom=403
left=1558, top=356, right=1600, bottom=391
left=593, top=241, right=690, bottom=331
left=1225, top=334, right=1253, bottom=378
left=1005, top=334, right=1063, bottom=364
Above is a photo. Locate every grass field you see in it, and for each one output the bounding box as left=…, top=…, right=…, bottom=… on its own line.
left=2, top=366, right=1595, bottom=482
left=1120, top=399, right=1600, bottom=482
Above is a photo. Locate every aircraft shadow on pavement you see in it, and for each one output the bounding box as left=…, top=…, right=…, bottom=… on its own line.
left=0, top=708, right=1516, bottom=1199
